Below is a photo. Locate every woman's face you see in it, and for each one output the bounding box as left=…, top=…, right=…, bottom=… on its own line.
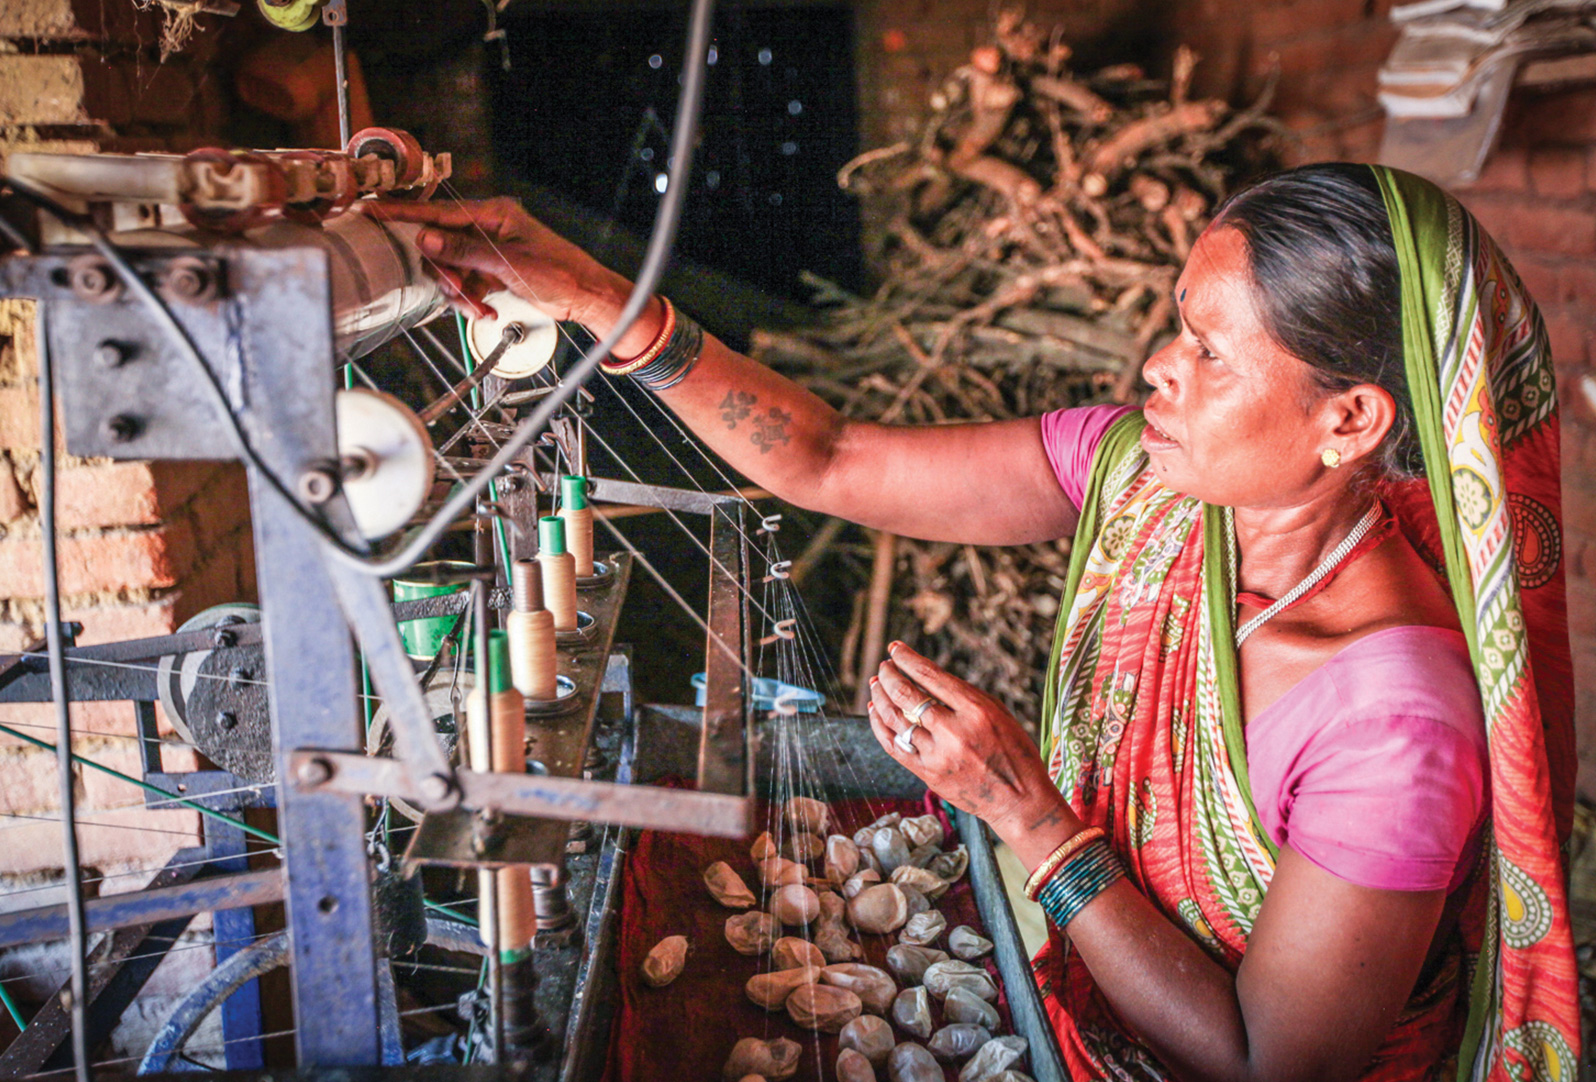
left=1140, top=225, right=1345, bottom=509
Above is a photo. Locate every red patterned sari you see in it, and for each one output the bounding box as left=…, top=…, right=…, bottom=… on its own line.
left=1032, top=167, right=1578, bottom=1082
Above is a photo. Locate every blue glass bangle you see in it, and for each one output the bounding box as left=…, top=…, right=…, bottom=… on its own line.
left=1036, top=838, right=1124, bottom=930
left=633, top=309, right=704, bottom=390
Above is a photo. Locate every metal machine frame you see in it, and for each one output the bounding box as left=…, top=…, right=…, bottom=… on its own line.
left=0, top=240, right=757, bottom=1072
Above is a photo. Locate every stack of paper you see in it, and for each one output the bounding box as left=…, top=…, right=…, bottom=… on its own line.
left=1379, top=0, right=1596, bottom=118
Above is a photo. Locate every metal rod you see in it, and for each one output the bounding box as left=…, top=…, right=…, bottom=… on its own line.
left=38, top=307, right=91, bottom=1082
left=332, top=23, right=351, bottom=150
left=0, top=722, right=277, bottom=844
left=419, top=326, right=523, bottom=426
left=468, top=578, right=503, bottom=1059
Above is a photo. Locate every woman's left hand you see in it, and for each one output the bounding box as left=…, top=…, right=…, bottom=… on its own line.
left=867, top=641, right=1069, bottom=838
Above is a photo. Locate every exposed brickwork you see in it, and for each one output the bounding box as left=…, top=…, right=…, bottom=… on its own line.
left=0, top=4, right=250, bottom=897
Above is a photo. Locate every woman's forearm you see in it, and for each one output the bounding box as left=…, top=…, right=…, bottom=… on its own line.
left=987, top=787, right=1436, bottom=1082
left=577, top=282, right=858, bottom=516
left=988, top=793, right=1254, bottom=1082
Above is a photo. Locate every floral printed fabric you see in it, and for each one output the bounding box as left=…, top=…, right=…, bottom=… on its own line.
left=1030, top=165, right=1578, bottom=1082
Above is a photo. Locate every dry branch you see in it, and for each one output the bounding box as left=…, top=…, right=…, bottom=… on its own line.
left=766, top=12, right=1280, bottom=729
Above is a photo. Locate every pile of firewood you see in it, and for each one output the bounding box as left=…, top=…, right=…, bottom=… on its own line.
left=756, top=9, right=1283, bottom=732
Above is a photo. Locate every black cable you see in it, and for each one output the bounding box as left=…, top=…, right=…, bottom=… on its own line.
left=36, top=306, right=92, bottom=1082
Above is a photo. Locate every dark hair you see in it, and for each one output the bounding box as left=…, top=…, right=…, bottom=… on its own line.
left=1214, top=163, right=1420, bottom=478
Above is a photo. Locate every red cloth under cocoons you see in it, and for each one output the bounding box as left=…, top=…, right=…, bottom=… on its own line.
left=606, top=796, right=1011, bottom=1082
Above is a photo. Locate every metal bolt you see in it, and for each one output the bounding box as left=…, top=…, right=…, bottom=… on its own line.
left=93, top=341, right=130, bottom=369
left=67, top=256, right=119, bottom=304
left=162, top=257, right=215, bottom=303
left=471, top=808, right=503, bottom=856
left=212, top=627, right=237, bottom=649
left=296, top=466, right=338, bottom=504
left=103, top=414, right=142, bottom=443
left=503, top=322, right=527, bottom=345
left=417, top=772, right=454, bottom=804
left=216, top=710, right=237, bottom=731
left=296, top=756, right=333, bottom=787
left=499, top=476, right=522, bottom=493
left=228, top=665, right=251, bottom=686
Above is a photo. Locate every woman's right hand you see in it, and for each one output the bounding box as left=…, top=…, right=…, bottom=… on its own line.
left=372, top=197, right=665, bottom=356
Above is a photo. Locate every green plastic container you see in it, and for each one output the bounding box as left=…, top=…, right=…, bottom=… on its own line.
left=392, top=560, right=473, bottom=660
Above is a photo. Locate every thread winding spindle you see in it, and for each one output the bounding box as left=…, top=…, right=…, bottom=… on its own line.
left=559, top=474, right=595, bottom=578
left=537, top=516, right=579, bottom=632
left=508, top=558, right=558, bottom=700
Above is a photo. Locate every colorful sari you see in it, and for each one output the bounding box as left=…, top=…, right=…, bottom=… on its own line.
left=1033, top=166, right=1579, bottom=1082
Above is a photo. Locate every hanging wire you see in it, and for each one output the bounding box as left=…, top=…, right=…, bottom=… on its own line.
left=36, top=306, right=92, bottom=1082
left=0, top=722, right=276, bottom=846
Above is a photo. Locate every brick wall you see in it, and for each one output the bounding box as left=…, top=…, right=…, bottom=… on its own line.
left=0, top=0, right=254, bottom=919
left=851, top=0, right=1596, bottom=794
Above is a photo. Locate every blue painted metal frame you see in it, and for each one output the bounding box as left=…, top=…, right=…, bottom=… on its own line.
left=136, top=702, right=273, bottom=1070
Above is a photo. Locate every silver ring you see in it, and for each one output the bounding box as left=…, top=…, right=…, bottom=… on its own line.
left=905, top=696, right=938, bottom=724
left=894, top=722, right=920, bottom=754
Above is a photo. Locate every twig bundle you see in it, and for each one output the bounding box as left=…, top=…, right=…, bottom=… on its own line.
left=756, top=10, right=1283, bottom=732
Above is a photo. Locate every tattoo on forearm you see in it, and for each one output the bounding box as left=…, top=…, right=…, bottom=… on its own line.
left=720, top=390, right=756, bottom=429
left=750, top=407, right=792, bottom=453
left=1027, top=805, right=1065, bottom=832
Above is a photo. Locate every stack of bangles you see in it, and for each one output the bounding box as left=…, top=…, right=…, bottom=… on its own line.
left=599, top=296, right=704, bottom=391
left=1022, top=826, right=1124, bottom=929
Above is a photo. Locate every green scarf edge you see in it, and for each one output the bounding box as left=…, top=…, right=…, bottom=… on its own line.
left=1040, top=410, right=1145, bottom=763
left=1039, top=412, right=1275, bottom=865
left=1201, top=501, right=1276, bottom=862
left=1368, top=164, right=1493, bottom=1082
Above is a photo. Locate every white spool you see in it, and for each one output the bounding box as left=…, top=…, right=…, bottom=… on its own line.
left=467, top=290, right=560, bottom=379
left=334, top=388, right=435, bottom=540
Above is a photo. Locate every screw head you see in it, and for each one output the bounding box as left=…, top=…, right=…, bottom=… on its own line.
left=211, top=627, right=237, bottom=649
left=295, top=756, right=333, bottom=787
left=216, top=710, right=238, bottom=730
left=417, top=772, right=453, bottom=803
left=103, top=414, right=142, bottom=443
left=93, top=341, right=130, bottom=369
left=162, top=257, right=216, bottom=303
left=296, top=466, right=338, bottom=504
left=67, top=256, right=119, bottom=303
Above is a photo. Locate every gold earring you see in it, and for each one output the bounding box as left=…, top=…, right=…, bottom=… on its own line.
left=1321, top=448, right=1342, bottom=468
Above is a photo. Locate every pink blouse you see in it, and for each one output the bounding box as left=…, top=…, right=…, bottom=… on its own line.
left=1040, top=406, right=1488, bottom=893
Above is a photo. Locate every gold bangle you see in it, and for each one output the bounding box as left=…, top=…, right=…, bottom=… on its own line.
left=1024, top=826, right=1104, bottom=901
left=603, top=297, right=675, bottom=376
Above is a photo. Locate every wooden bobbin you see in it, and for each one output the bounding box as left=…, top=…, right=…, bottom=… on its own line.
left=560, top=506, right=595, bottom=578
left=537, top=516, right=579, bottom=632
left=508, top=559, right=558, bottom=700
left=469, top=631, right=536, bottom=959
left=507, top=610, right=558, bottom=701
left=559, top=475, right=595, bottom=578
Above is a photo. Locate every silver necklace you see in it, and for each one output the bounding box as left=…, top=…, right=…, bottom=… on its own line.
left=1231, top=502, right=1383, bottom=647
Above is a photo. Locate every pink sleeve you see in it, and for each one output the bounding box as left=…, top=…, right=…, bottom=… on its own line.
left=1248, top=628, right=1488, bottom=893
left=1038, top=405, right=1135, bottom=510
left=1280, top=714, right=1486, bottom=892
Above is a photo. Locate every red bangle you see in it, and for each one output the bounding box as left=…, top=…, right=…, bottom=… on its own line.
left=1024, top=826, right=1105, bottom=901
left=601, top=297, right=675, bottom=376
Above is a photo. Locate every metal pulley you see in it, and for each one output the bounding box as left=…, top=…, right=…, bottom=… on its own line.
left=467, top=291, right=561, bottom=380
left=156, top=604, right=274, bottom=783
left=334, top=388, right=436, bottom=540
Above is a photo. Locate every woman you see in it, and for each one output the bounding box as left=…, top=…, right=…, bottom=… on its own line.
left=381, top=163, right=1577, bottom=1082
